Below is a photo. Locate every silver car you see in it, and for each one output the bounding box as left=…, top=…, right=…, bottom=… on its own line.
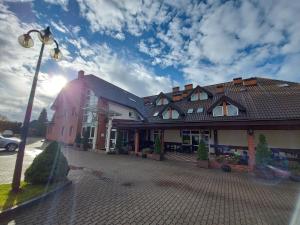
left=0, top=134, right=21, bottom=151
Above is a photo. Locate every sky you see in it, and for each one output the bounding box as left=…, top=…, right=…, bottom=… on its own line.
left=0, top=0, right=299, bottom=122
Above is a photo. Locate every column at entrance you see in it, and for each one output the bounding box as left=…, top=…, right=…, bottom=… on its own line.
left=134, top=129, right=140, bottom=154
left=247, top=129, right=255, bottom=172
left=105, top=118, right=113, bottom=153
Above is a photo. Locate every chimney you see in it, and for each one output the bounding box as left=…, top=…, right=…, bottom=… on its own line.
left=184, top=84, right=193, bottom=90
left=78, top=70, right=84, bottom=79
left=172, top=86, right=180, bottom=92
left=233, top=77, right=243, bottom=85
left=243, top=77, right=257, bottom=86
left=216, top=84, right=224, bottom=94
left=172, top=93, right=182, bottom=101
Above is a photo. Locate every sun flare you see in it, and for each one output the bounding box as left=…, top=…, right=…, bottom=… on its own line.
left=42, top=75, right=68, bottom=95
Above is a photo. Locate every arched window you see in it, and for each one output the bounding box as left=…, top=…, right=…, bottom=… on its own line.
left=191, top=91, right=208, bottom=101
left=227, top=104, right=239, bottom=116
left=162, top=108, right=180, bottom=119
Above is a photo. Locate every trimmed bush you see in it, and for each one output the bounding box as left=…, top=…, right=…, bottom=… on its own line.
left=255, top=134, right=272, bottom=166
left=154, top=136, right=161, bottom=154
left=25, top=141, right=69, bottom=184
left=197, top=139, right=208, bottom=160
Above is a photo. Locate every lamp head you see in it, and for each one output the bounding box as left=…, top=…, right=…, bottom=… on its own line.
left=50, top=47, right=63, bottom=61
left=38, top=26, right=54, bottom=45
left=18, top=34, right=34, bottom=48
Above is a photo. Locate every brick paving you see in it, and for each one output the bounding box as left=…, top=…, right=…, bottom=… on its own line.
left=1, top=148, right=300, bottom=225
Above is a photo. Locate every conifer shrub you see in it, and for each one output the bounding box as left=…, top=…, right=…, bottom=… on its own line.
left=255, top=134, right=272, bottom=166
left=197, top=139, right=208, bottom=160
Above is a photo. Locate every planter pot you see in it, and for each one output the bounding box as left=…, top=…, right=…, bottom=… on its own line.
left=136, top=152, right=143, bottom=157
left=197, top=160, right=209, bottom=168
left=147, top=153, right=163, bottom=161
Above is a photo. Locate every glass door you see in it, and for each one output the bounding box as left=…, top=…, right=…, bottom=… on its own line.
left=191, top=131, right=200, bottom=152
left=109, top=129, right=117, bottom=150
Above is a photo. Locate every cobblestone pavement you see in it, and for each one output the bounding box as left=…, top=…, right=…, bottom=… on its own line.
left=1, top=148, right=300, bottom=225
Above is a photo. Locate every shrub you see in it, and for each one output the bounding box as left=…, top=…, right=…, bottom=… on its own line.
left=82, top=130, right=90, bottom=151
left=25, top=141, right=69, bottom=184
left=197, top=139, right=208, bottom=160
left=154, top=136, right=161, bottom=154
left=255, top=134, right=272, bottom=166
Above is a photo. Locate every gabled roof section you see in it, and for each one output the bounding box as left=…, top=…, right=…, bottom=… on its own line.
left=207, top=95, right=246, bottom=113
left=186, top=85, right=213, bottom=100
left=158, top=102, right=185, bottom=117
left=153, top=92, right=173, bottom=105
left=84, top=75, right=146, bottom=117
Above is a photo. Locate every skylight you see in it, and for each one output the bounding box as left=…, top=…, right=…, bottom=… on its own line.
left=197, top=107, right=204, bottom=113
left=153, top=111, right=159, bottom=117
left=277, top=83, right=289, bottom=87
left=187, top=108, right=193, bottom=113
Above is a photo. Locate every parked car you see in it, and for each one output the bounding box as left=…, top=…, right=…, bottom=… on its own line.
left=0, top=134, right=21, bottom=151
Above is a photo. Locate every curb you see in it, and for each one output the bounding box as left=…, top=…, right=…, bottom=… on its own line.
left=0, top=180, right=72, bottom=220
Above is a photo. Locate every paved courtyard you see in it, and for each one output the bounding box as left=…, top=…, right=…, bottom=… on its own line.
left=1, top=146, right=300, bottom=225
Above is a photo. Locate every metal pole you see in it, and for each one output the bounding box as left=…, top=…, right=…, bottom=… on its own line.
left=12, top=43, right=45, bottom=192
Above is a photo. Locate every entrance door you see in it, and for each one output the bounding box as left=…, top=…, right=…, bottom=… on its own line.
left=191, top=131, right=200, bottom=152
left=109, top=129, right=117, bottom=150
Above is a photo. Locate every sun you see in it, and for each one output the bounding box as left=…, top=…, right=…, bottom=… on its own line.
left=42, top=75, right=68, bottom=96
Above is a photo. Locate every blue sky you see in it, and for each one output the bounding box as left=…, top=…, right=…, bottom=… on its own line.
left=0, top=0, right=300, bottom=121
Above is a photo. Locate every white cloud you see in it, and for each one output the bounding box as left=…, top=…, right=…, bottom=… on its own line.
left=44, top=0, right=69, bottom=11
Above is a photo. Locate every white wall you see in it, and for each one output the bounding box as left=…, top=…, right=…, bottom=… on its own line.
left=218, top=130, right=248, bottom=146
left=108, top=102, right=140, bottom=121
left=254, top=130, right=300, bottom=149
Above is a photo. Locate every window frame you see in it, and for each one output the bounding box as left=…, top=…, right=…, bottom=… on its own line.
left=227, top=104, right=239, bottom=116
left=212, top=105, right=224, bottom=117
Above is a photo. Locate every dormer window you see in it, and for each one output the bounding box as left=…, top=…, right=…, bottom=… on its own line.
left=162, top=108, right=179, bottom=119
left=191, top=91, right=208, bottom=101
left=197, top=107, right=204, bottom=113
left=153, top=111, right=159, bottom=117
left=227, top=104, right=238, bottom=116
left=213, top=106, right=223, bottom=117
left=156, top=97, right=169, bottom=106
left=212, top=103, right=239, bottom=117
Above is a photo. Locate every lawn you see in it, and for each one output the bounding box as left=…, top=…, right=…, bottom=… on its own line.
left=0, top=182, right=55, bottom=211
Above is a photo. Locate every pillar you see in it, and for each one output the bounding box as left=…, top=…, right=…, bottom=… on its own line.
left=247, top=129, right=255, bottom=172
left=134, top=129, right=140, bottom=154
left=105, top=118, right=112, bottom=153
left=213, top=130, right=218, bottom=152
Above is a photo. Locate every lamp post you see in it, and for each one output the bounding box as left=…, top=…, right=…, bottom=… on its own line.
left=12, top=26, right=62, bottom=192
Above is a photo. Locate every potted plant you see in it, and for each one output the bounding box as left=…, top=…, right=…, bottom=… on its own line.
left=197, top=139, right=209, bottom=168
left=147, top=136, right=163, bottom=161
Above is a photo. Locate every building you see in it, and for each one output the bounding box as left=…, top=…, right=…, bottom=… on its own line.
left=46, top=71, right=300, bottom=171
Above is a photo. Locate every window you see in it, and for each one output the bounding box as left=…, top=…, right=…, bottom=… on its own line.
left=191, top=91, right=208, bottom=101
left=182, top=130, right=191, bottom=144
left=213, top=106, right=223, bottom=117
left=171, top=110, right=179, bottom=119
left=199, top=92, right=208, bottom=100
left=191, top=93, right=198, bottom=101
left=61, top=126, right=64, bottom=136
left=156, top=97, right=168, bottom=105
left=153, top=111, right=159, bottom=117
left=162, top=108, right=180, bottom=119
left=72, top=107, right=76, bottom=116
left=69, top=126, right=73, bottom=136
left=187, top=108, right=193, bottom=113
left=162, top=110, right=169, bottom=119
left=129, top=111, right=134, bottom=118
left=227, top=104, right=239, bottom=116
left=153, top=130, right=160, bottom=141
left=197, top=107, right=204, bottom=113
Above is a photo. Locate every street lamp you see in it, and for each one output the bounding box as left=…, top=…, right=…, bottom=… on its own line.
left=12, top=26, right=62, bottom=192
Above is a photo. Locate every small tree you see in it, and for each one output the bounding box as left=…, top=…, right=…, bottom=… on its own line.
left=25, top=141, right=69, bottom=184
left=75, top=133, right=81, bottom=147
left=154, top=136, right=161, bottom=154
left=255, top=134, right=272, bottom=166
left=197, top=139, right=208, bottom=160
left=82, top=130, right=90, bottom=151
left=115, top=131, right=123, bottom=151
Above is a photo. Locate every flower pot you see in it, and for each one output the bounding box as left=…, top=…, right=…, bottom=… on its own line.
left=197, top=160, right=209, bottom=168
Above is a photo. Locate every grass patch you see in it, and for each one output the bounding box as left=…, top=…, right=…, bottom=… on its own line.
left=0, top=182, right=57, bottom=211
